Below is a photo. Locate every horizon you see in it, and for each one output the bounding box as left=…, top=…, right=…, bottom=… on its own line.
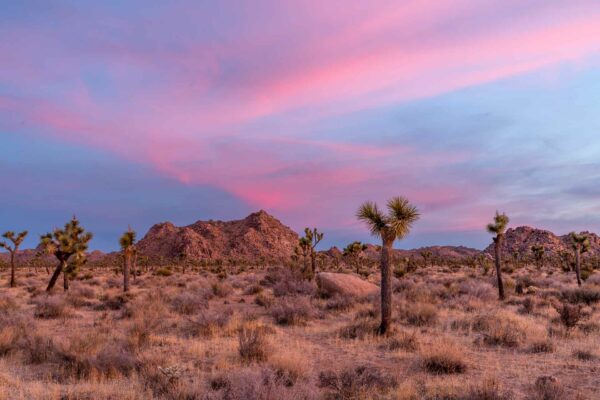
left=2, top=1, right=600, bottom=252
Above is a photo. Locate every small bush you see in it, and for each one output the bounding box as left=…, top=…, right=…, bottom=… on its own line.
left=243, top=284, right=263, bottom=295
left=561, top=288, right=600, bottom=305
left=180, top=309, right=233, bottom=338
left=271, top=297, right=312, bottom=326
left=212, top=282, right=234, bottom=298
left=472, top=313, right=524, bottom=348
left=401, top=303, right=438, bottom=326
left=528, top=376, right=566, bottom=400
left=324, top=295, right=355, bottom=311
left=238, top=326, right=270, bottom=363
left=318, top=364, right=398, bottom=399
left=556, top=303, right=582, bottom=329
left=573, top=349, right=596, bottom=361
left=155, top=267, right=173, bottom=277
left=338, top=319, right=378, bottom=340
left=529, top=339, right=554, bottom=354
left=33, top=296, right=68, bottom=319
left=170, top=292, right=208, bottom=315
left=380, top=331, right=419, bottom=352
left=421, top=342, right=467, bottom=374
left=255, top=293, right=275, bottom=308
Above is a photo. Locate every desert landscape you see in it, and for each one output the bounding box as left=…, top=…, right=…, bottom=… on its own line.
left=1, top=209, right=600, bottom=400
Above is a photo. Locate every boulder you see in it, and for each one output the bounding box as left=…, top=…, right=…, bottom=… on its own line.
left=316, top=272, right=379, bottom=298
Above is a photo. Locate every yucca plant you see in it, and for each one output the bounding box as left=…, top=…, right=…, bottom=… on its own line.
left=119, top=228, right=137, bottom=292
left=299, top=228, right=323, bottom=280
left=486, top=211, right=509, bottom=300
left=40, top=217, right=93, bottom=291
left=570, top=232, right=590, bottom=287
left=357, top=196, right=420, bottom=334
left=343, top=241, right=368, bottom=275
left=0, top=230, right=28, bottom=287
left=531, top=244, right=545, bottom=270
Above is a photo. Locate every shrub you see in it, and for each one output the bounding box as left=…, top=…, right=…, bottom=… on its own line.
left=421, top=342, right=467, bottom=374
left=271, top=297, right=312, bottom=326
left=318, top=364, right=398, bottom=399
left=556, top=303, right=582, bottom=329
left=180, top=309, right=234, bottom=338
left=573, top=349, right=596, bottom=361
left=472, top=313, right=525, bottom=348
left=529, top=339, right=554, bottom=354
left=338, top=319, right=379, bottom=340
left=96, top=293, right=130, bottom=311
left=155, top=267, right=173, bottom=277
left=324, top=294, right=355, bottom=311
left=400, top=303, right=438, bottom=326
left=20, top=332, right=58, bottom=364
left=528, top=376, right=566, bottom=400
left=243, top=284, right=263, bottom=295
left=238, top=326, right=270, bottom=363
left=33, top=296, right=68, bottom=319
left=561, top=288, right=600, bottom=305
left=255, top=293, right=275, bottom=308
left=170, top=292, right=208, bottom=315
left=272, top=279, right=315, bottom=297
left=212, top=281, right=234, bottom=298
left=519, top=297, right=536, bottom=314
left=380, top=330, right=420, bottom=352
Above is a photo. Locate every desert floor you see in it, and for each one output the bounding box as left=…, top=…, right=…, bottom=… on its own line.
left=0, top=265, right=599, bottom=399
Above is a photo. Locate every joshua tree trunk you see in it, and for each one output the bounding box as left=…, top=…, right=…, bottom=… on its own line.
left=494, top=237, right=505, bottom=300
left=575, top=245, right=582, bottom=287
left=132, top=253, right=138, bottom=281
left=47, top=260, right=66, bottom=291
left=123, top=252, right=130, bottom=292
left=9, top=251, right=15, bottom=288
left=63, top=267, right=69, bottom=291
left=379, top=239, right=394, bottom=335
left=309, top=251, right=316, bottom=280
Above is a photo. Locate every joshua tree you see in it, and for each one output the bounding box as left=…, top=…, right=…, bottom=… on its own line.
left=343, top=241, right=368, bottom=275
left=40, top=217, right=93, bottom=292
left=0, top=230, right=28, bottom=287
left=531, top=244, right=545, bottom=269
left=570, top=232, right=590, bottom=287
left=357, top=196, right=420, bottom=334
left=486, top=211, right=509, bottom=300
left=119, top=228, right=136, bottom=292
left=296, top=237, right=311, bottom=275
left=420, top=250, right=433, bottom=267
left=300, top=228, right=324, bottom=280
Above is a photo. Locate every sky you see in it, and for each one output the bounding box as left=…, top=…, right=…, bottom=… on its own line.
left=1, top=1, right=600, bottom=251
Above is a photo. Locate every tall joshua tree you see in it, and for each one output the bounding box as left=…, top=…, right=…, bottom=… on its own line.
left=570, top=232, right=590, bottom=287
left=0, top=230, right=28, bottom=288
left=531, top=244, right=545, bottom=270
left=343, top=241, right=368, bottom=275
left=40, top=217, right=93, bottom=292
left=357, top=196, right=419, bottom=334
left=486, top=211, right=509, bottom=300
left=119, top=228, right=136, bottom=292
left=300, top=228, right=324, bottom=280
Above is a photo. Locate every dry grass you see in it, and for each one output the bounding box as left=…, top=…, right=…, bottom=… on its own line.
left=0, top=264, right=598, bottom=399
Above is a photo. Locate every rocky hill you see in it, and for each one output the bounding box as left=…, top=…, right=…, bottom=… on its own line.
left=136, top=210, right=299, bottom=263
left=484, top=226, right=600, bottom=257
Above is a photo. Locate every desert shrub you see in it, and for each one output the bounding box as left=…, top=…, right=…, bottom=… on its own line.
left=66, top=286, right=96, bottom=308
left=170, top=292, right=208, bottom=315
left=457, top=280, right=496, bottom=301
left=318, top=364, right=398, bottom=399
left=268, top=349, right=309, bottom=387
left=96, top=293, right=131, bottom=311
left=0, top=294, right=20, bottom=315
left=556, top=303, right=582, bottom=329
left=271, top=297, right=312, bottom=326
left=400, top=302, right=438, bottom=326
left=238, top=326, right=271, bottom=363
left=527, top=376, right=566, bottom=400
left=471, top=312, right=526, bottom=348
left=379, top=330, right=419, bottom=352
left=20, top=332, right=59, bottom=364
left=519, top=297, right=536, bottom=314
left=155, top=267, right=173, bottom=277
left=212, top=281, right=234, bottom=298
left=33, top=296, right=68, bottom=319
left=180, top=309, right=234, bottom=338
left=573, top=349, right=596, bottom=361
left=324, top=294, right=355, bottom=311
left=273, top=279, right=315, bottom=297
left=338, top=318, right=379, bottom=340
left=578, top=321, right=600, bottom=335
left=243, top=284, right=263, bottom=295
left=529, top=339, right=554, bottom=354
left=255, top=293, right=275, bottom=308
left=421, top=342, right=467, bottom=374
left=561, top=288, right=600, bottom=305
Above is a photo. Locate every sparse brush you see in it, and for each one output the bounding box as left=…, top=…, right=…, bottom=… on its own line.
left=270, top=297, right=312, bottom=325
left=238, top=325, right=270, bottom=363
left=421, top=341, right=467, bottom=374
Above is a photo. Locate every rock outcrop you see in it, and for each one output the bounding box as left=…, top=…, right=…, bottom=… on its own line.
left=316, top=272, right=379, bottom=298
left=136, top=210, right=299, bottom=263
